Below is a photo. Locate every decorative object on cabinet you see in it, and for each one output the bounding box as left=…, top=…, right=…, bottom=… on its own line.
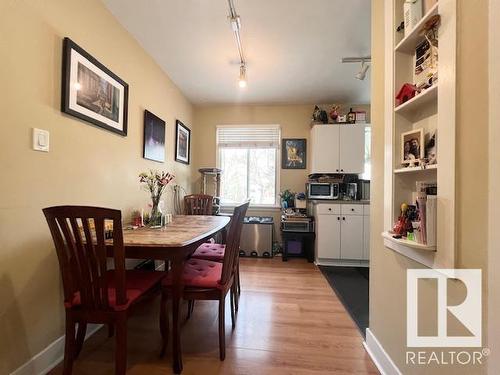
left=355, top=111, right=367, bottom=124
left=403, top=0, right=423, bottom=37
left=143, top=110, right=166, bottom=163
left=347, top=108, right=356, bottom=124
left=337, top=114, right=347, bottom=123
left=396, top=83, right=418, bottom=106
left=61, top=38, right=128, bottom=136
left=312, top=105, right=328, bottom=124
left=175, top=120, right=191, bottom=164
left=401, top=128, right=424, bottom=167
left=329, top=105, right=341, bottom=122
left=282, top=138, right=306, bottom=169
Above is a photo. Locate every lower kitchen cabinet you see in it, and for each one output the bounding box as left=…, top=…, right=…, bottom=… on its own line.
left=314, top=202, right=370, bottom=265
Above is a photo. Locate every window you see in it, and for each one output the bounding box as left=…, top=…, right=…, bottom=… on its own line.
left=217, top=126, right=280, bottom=207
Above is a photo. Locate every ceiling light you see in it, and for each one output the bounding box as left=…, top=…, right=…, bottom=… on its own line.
left=355, top=62, right=370, bottom=80
left=341, top=56, right=371, bottom=80
left=238, top=64, right=247, bottom=88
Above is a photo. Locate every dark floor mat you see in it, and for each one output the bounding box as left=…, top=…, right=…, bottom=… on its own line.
left=319, top=266, right=369, bottom=337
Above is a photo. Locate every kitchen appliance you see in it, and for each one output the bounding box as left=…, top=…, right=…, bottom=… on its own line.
left=347, top=183, right=358, bottom=200
left=306, top=182, right=340, bottom=200
left=240, top=216, right=274, bottom=258
left=281, top=218, right=314, bottom=233
left=358, top=180, right=370, bottom=201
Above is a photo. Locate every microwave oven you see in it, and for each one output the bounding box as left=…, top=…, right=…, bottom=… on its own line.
left=306, top=183, right=340, bottom=200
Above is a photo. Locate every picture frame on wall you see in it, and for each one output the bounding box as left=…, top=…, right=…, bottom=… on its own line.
left=61, top=37, right=129, bottom=136
left=175, top=120, right=191, bottom=164
left=282, top=138, right=307, bottom=169
left=143, top=110, right=165, bottom=163
left=401, top=128, right=424, bottom=166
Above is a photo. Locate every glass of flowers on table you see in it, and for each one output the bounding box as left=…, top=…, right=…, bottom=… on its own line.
left=139, top=170, right=174, bottom=226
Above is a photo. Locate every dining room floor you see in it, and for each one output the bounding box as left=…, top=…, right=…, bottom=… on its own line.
left=49, top=258, right=378, bottom=375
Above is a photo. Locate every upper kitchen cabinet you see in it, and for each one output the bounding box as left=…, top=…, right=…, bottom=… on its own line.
left=310, top=124, right=366, bottom=174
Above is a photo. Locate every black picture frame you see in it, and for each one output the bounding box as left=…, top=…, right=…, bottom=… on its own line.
left=61, top=37, right=129, bottom=136
left=282, top=138, right=307, bottom=169
left=143, top=110, right=166, bottom=163
left=175, top=120, right=191, bottom=164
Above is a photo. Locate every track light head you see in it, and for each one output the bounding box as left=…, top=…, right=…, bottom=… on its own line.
left=238, top=64, right=247, bottom=88
left=355, top=62, right=370, bottom=80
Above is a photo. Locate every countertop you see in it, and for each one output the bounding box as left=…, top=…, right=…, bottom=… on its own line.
left=309, top=200, right=370, bottom=205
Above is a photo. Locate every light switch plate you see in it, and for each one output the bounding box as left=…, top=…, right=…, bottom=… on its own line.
left=33, top=128, right=49, bottom=152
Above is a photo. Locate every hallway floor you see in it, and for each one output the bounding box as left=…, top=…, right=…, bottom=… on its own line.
left=50, top=258, right=378, bottom=375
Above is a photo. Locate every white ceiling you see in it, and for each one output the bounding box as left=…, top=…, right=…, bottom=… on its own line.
left=103, top=0, right=371, bottom=105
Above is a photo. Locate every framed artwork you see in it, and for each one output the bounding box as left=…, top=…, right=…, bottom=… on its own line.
left=61, top=37, right=129, bottom=136
left=143, top=110, right=165, bottom=163
left=282, top=138, right=307, bottom=169
left=401, top=128, right=424, bottom=166
left=425, top=130, right=437, bottom=165
left=175, top=120, right=191, bottom=164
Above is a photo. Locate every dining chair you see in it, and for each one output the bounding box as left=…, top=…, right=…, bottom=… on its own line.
left=184, top=194, right=213, bottom=215
left=160, top=201, right=249, bottom=361
left=43, top=206, right=165, bottom=375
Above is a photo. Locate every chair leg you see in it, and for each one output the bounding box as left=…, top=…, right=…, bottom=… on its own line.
left=237, top=262, right=241, bottom=297
left=186, top=300, right=195, bottom=320
left=160, top=291, right=169, bottom=357
left=74, top=321, right=87, bottom=358
left=63, top=312, right=76, bottom=375
left=230, top=288, right=235, bottom=330
left=115, top=313, right=127, bottom=375
left=232, top=280, right=239, bottom=313
left=108, top=323, right=115, bottom=338
left=218, top=296, right=226, bottom=361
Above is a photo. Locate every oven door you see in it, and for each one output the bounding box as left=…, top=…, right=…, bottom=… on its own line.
left=307, top=183, right=333, bottom=199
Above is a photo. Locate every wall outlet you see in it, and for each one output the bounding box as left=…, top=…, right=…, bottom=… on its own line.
left=33, top=128, right=49, bottom=152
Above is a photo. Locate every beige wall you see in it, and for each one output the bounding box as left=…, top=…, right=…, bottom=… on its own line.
left=369, top=0, right=489, bottom=374
left=0, top=0, right=195, bottom=373
left=193, top=104, right=370, bottom=239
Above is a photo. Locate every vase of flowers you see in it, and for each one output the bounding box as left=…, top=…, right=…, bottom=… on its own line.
left=139, top=170, right=174, bottom=226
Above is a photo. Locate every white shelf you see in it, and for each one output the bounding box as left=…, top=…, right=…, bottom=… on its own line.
left=395, top=3, right=439, bottom=54
left=394, top=85, right=438, bottom=116
left=394, top=164, right=438, bottom=174
left=382, top=231, right=436, bottom=252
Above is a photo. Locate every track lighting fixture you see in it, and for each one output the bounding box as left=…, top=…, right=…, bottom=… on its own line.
left=239, top=64, right=247, bottom=88
left=228, top=0, right=248, bottom=88
left=341, top=57, right=371, bottom=81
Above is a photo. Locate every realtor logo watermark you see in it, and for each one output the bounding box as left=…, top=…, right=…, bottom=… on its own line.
left=406, top=269, right=485, bottom=366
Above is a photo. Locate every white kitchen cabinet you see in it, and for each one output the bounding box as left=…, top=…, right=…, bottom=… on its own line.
left=310, top=125, right=340, bottom=174
left=340, top=215, right=364, bottom=260
left=339, top=125, right=365, bottom=174
left=363, top=214, right=370, bottom=260
left=310, top=124, right=366, bottom=174
left=314, top=202, right=370, bottom=265
left=316, top=212, right=341, bottom=259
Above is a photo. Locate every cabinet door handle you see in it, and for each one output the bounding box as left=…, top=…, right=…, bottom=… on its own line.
left=341, top=169, right=344, bottom=172
left=336, top=169, right=339, bottom=172
left=351, top=208, right=354, bottom=211
left=328, top=208, right=332, bottom=211
left=342, top=217, right=346, bottom=220
left=337, top=217, right=340, bottom=220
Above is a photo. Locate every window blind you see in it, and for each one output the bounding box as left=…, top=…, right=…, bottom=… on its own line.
left=216, top=126, right=281, bottom=148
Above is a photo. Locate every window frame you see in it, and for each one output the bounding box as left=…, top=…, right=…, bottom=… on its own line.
left=216, top=125, right=281, bottom=209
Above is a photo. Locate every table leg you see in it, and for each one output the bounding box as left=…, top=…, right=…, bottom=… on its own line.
left=171, top=257, right=184, bottom=374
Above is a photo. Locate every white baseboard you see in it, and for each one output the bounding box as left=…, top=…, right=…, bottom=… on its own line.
left=363, top=328, right=402, bottom=375
left=10, top=324, right=103, bottom=375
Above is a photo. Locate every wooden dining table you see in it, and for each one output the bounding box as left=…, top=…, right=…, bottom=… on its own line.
left=109, top=215, right=230, bottom=374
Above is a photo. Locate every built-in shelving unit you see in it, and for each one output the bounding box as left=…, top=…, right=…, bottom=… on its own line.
left=394, top=164, right=438, bottom=174
left=383, top=0, right=456, bottom=269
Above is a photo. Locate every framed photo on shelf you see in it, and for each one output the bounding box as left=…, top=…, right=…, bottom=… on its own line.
left=425, top=131, right=437, bottom=165
left=175, top=120, right=191, bottom=164
left=61, top=37, right=129, bottom=136
left=143, top=110, right=165, bottom=163
left=401, top=128, right=424, bottom=166
left=282, top=138, right=307, bottom=169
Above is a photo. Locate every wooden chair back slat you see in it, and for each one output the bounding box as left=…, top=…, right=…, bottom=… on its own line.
left=219, top=201, right=249, bottom=286
left=184, top=194, right=213, bottom=215
left=43, top=206, right=127, bottom=311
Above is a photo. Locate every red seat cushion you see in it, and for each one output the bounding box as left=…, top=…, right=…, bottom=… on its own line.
left=191, top=243, right=225, bottom=262
left=162, top=259, right=223, bottom=289
left=65, top=270, right=165, bottom=311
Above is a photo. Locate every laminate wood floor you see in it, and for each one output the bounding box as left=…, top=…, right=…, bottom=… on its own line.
left=50, top=258, right=379, bottom=375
